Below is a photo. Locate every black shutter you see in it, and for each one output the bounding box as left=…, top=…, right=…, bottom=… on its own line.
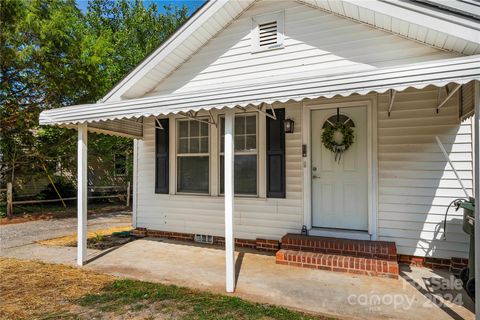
left=155, top=119, right=169, bottom=194
left=266, top=108, right=285, bottom=198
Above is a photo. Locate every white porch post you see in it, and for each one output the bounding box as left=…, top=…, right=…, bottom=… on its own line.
left=224, top=108, right=235, bottom=293
left=77, top=124, right=88, bottom=266
left=474, top=81, right=480, bottom=319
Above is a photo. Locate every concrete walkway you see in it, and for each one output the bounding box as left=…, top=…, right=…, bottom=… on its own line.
left=85, top=238, right=474, bottom=320
left=1, top=228, right=474, bottom=319
left=0, top=211, right=131, bottom=263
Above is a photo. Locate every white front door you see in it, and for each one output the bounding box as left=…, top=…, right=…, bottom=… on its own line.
left=311, top=106, right=368, bottom=230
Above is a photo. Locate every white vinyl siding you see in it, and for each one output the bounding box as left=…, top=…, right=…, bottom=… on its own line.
left=136, top=90, right=472, bottom=258
left=147, top=0, right=457, bottom=97
left=136, top=104, right=303, bottom=240
left=377, top=87, right=471, bottom=259
left=134, top=0, right=472, bottom=259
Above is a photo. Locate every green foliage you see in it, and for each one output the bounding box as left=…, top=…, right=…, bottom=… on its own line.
left=0, top=0, right=189, bottom=185
left=91, top=233, right=105, bottom=243
left=36, top=176, right=76, bottom=199
left=321, top=122, right=355, bottom=153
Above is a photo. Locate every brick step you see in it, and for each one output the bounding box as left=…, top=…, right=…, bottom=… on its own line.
left=276, top=249, right=399, bottom=279
left=281, top=233, right=397, bottom=261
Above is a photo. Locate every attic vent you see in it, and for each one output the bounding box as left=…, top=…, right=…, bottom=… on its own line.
left=259, top=21, right=277, bottom=47
left=252, top=11, right=284, bottom=53
left=195, top=234, right=213, bottom=244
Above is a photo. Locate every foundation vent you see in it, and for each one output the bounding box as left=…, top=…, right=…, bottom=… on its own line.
left=195, top=234, right=213, bottom=244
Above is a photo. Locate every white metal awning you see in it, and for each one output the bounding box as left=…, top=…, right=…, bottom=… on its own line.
left=39, top=55, right=480, bottom=137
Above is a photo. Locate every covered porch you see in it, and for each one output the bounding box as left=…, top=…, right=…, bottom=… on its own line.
left=40, top=55, right=480, bottom=300
left=85, top=237, right=474, bottom=319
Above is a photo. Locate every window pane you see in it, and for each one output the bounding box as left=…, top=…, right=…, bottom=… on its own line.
left=220, top=115, right=256, bottom=153
left=220, top=155, right=257, bottom=195
left=200, top=137, right=208, bottom=153
left=178, top=120, right=209, bottom=154
left=246, top=135, right=256, bottom=151
left=246, top=116, right=256, bottom=134
left=179, top=121, right=188, bottom=138
left=201, top=122, right=209, bottom=136
left=177, top=156, right=209, bottom=193
left=190, top=121, right=199, bottom=137
left=178, top=138, right=188, bottom=153
left=235, top=135, right=244, bottom=151
left=235, top=116, right=245, bottom=134
left=190, top=137, right=199, bottom=153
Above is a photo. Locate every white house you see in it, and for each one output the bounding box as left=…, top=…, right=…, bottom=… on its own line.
left=40, top=0, right=480, bottom=295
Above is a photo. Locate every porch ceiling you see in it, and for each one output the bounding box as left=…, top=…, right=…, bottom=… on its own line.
left=39, top=55, right=480, bottom=137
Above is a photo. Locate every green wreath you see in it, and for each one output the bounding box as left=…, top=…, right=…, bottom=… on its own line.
left=321, top=122, right=355, bottom=161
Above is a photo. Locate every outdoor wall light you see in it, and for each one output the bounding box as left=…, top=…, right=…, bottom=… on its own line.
left=284, top=118, right=295, bottom=133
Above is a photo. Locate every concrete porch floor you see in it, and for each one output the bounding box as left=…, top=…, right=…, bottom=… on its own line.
left=80, top=238, right=475, bottom=320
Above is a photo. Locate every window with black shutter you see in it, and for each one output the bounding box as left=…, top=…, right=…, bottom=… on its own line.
left=266, top=108, right=285, bottom=198
left=155, top=119, right=169, bottom=194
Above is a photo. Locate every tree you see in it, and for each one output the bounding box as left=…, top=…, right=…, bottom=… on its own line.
left=0, top=0, right=189, bottom=187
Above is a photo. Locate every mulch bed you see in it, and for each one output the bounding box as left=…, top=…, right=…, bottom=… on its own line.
left=86, top=233, right=134, bottom=250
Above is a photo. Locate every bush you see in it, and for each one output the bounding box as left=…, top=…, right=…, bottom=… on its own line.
left=36, top=177, right=76, bottom=200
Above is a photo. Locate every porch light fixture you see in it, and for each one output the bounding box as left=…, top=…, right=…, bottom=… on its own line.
left=284, top=118, right=294, bottom=133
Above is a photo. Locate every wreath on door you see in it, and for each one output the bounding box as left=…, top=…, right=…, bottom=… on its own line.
left=321, top=121, right=355, bottom=162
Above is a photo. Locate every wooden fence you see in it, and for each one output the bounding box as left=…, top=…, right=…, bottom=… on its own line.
left=3, top=182, right=131, bottom=218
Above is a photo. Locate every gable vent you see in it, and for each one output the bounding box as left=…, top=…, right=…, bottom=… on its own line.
left=259, top=21, right=278, bottom=47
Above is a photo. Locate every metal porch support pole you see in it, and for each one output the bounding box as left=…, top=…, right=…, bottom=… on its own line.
left=132, top=139, right=138, bottom=228
left=474, top=80, right=480, bottom=319
left=77, top=124, right=88, bottom=266
left=224, top=108, right=235, bottom=293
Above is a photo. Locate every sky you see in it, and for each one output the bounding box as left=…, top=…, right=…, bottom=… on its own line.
left=75, top=0, right=206, bottom=15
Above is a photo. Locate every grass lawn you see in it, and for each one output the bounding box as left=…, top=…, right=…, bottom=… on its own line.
left=0, top=258, right=332, bottom=320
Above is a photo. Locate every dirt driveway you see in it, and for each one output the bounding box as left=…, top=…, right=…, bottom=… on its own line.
left=0, top=211, right=131, bottom=263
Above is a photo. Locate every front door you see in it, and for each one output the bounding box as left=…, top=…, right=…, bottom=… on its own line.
left=311, top=106, right=368, bottom=230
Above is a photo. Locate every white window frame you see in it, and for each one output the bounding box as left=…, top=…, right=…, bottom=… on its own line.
left=175, top=118, right=211, bottom=195
left=218, top=113, right=259, bottom=197
left=251, top=11, right=285, bottom=53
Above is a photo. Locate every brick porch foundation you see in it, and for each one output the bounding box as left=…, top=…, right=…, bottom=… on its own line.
left=397, top=255, right=468, bottom=275
left=131, top=228, right=280, bottom=252
left=276, top=234, right=399, bottom=279
left=131, top=228, right=468, bottom=277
